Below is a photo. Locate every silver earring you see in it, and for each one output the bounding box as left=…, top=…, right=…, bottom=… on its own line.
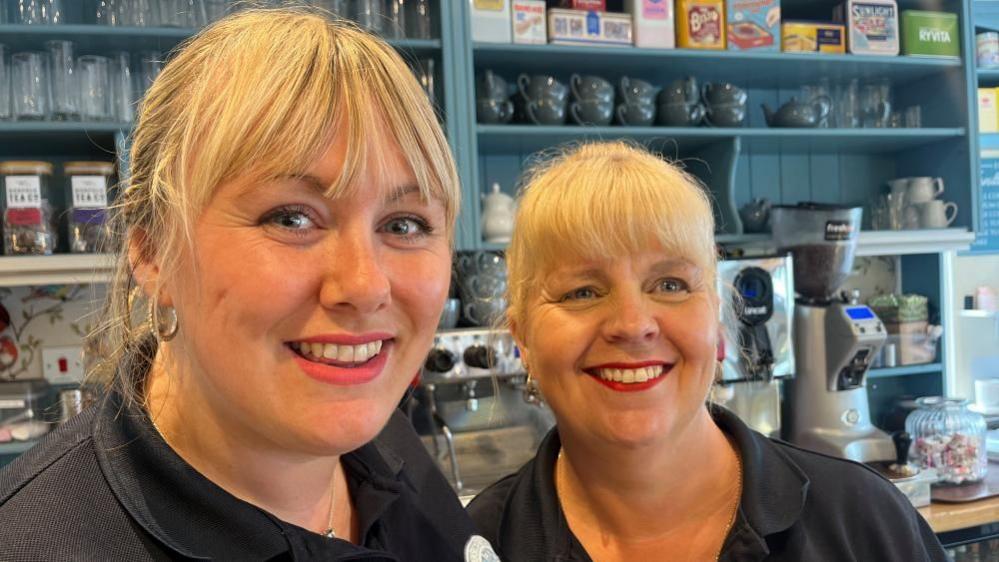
left=523, top=372, right=543, bottom=406
left=148, top=299, right=179, bottom=342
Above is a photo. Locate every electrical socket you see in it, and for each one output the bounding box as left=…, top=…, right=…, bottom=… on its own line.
left=42, top=346, right=85, bottom=384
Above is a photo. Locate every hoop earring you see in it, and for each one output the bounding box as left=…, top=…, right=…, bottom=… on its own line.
left=148, top=299, right=179, bottom=342
left=523, top=371, right=543, bottom=406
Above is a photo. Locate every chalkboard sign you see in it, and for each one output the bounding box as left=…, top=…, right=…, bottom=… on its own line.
left=970, top=150, right=999, bottom=254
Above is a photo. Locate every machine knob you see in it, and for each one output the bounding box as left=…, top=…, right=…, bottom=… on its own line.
left=464, top=345, right=498, bottom=370
left=424, top=348, right=457, bottom=373
left=893, top=431, right=913, bottom=466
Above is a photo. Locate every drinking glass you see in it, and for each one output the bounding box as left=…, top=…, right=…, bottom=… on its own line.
left=834, top=78, right=859, bottom=128
left=11, top=51, right=48, bottom=121
left=312, top=0, right=347, bottom=16
left=15, top=0, right=43, bottom=23
left=109, top=51, right=134, bottom=123
left=78, top=55, right=111, bottom=121
left=95, top=0, right=119, bottom=25
left=46, top=40, right=79, bottom=121
left=861, top=78, right=891, bottom=128
left=0, top=45, right=10, bottom=121
left=136, top=50, right=163, bottom=97
left=385, top=0, right=406, bottom=39
left=158, top=0, right=188, bottom=27
left=408, top=0, right=431, bottom=39
left=354, top=0, right=383, bottom=34
left=904, top=105, right=922, bottom=128
left=122, top=0, right=156, bottom=26
left=801, top=79, right=831, bottom=128
left=203, top=0, right=226, bottom=23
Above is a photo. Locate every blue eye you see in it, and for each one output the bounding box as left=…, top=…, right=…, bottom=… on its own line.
left=261, top=206, right=317, bottom=231
left=656, top=278, right=689, bottom=293
left=562, top=287, right=597, bottom=301
left=381, top=216, right=432, bottom=238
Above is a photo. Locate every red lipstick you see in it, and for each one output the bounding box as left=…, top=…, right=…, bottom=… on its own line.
left=289, top=334, right=393, bottom=386
left=585, top=361, right=673, bottom=393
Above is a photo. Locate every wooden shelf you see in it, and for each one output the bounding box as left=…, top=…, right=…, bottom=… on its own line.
left=869, top=363, right=943, bottom=379
left=0, top=24, right=441, bottom=55
left=476, top=125, right=964, bottom=155
left=0, top=440, right=38, bottom=456
left=472, top=43, right=961, bottom=88
left=0, top=254, right=113, bottom=287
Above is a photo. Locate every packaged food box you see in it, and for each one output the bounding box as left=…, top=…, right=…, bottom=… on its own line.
left=901, top=11, right=959, bottom=58
left=471, top=0, right=513, bottom=43
left=624, top=0, right=675, bottom=49
left=834, top=0, right=900, bottom=56
left=549, top=0, right=606, bottom=10
left=676, top=0, right=726, bottom=49
left=781, top=21, right=845, bottom=53
left=548, top=8, right=633, bottom=47
left=978, top=32, right=999, bottom=68
left=726, top=0, right=779, bottom=51
left=513, top=0, right=547, bottom=44
left=979, top=88, right=999, bottom=133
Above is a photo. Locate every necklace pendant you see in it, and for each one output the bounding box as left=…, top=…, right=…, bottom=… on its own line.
left=322, top=528, right=336, bottom=539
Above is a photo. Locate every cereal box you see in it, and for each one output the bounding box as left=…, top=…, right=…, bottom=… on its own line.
left=548, top=8, right=633, bottom=47
left=624, top=0, right=675, bottom=48
left=727, top=0, right=779, bottom=51
left=781, top=21, right=845, bottom=53
left=512, top=0, right=547, bottom=44
left=834, top=0, right=900, bottom=56
left=676, top=0, right=726, bottom=49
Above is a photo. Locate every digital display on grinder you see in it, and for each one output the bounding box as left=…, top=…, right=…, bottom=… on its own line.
left=845, top=306, right=875, bottom=320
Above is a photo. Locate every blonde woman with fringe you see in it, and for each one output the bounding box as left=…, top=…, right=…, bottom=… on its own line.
left=0, top=8, right=497, bottom=561
left=467, top=141, right=945, bottom=562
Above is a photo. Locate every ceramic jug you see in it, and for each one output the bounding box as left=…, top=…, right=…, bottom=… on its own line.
left=482, top=183, right=515, bottom=243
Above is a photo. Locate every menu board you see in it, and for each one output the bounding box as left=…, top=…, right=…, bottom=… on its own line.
left=971, top=150, right=999, bottom=254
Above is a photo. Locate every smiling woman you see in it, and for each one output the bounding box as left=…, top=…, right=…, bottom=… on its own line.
left=467, top=141, right=947, bottom=562
left=0, top=7, right=496, bottom=562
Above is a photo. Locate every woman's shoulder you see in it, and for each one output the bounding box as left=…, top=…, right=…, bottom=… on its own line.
left=769, top=437, right=905, bottom=501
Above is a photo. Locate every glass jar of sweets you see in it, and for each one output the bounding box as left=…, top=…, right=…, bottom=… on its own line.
left=64, top=161, right=113, bottom=254
left=906, top=397, right=988, bottom=485
left=0, top=160, right=56, bottom=255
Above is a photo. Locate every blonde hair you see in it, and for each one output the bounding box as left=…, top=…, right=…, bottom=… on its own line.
left=88, top=7, right=459, bottom=403
left=505, top=141, right=717, bottom=331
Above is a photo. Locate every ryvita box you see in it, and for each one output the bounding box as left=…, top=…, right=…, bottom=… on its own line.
left=726, top=0, right=780, bottom=51
left=901, top=10, right=959, bottom=58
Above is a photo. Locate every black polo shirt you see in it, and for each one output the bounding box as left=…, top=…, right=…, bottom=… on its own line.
left=0, top=391, right=492, bottom=561
left=467, top=406, right=948, bottom=561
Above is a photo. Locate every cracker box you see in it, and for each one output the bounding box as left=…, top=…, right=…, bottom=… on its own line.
left=624, top=0, right=675, bottom=48
left=676, top=0, right=726, bottom=49
left=781, top=21, right=845, bottom=53
left=513, top=0, right=547, bottom=44
left=901, top=10, right=959, bottom=58
left=979, top=88, right=999, bottom=133
left=471, top=0, right=512, bottom=43
left=548, top=8, right=633, bottom=47
left=727, top=0, right=779, bottom=51
left=834, top=0, right=900, bottom=56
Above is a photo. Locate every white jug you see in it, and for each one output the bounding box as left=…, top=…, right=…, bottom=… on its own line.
left=481, top=182, right=515, bottom=243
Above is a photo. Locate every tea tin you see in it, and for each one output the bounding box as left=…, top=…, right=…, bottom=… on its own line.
left=676, top=0, right=726, bottom=50
left=834, top=0, right=900, bottom=56
left=978, top=31, right=999, bottom=68
left=726, top=0, right=780, bottom=51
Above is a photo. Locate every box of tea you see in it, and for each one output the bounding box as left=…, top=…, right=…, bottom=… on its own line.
left=727, top=0, right=780, bottom=51
left=781, top=21, right=845, bottom=53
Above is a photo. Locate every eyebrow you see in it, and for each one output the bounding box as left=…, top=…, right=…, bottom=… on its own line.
left=270, top=175, right=424, bottom=204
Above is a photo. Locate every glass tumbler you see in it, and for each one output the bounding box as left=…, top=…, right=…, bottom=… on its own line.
left=11, top=51, right=48, bottom=121
left=861, top=78, right=892, bottom=128
left=906, top=397, right=988, bottom=485
left=408, top=0, right=431, bottom=39
left=77, top=55, right=111, bottom=121
left=46, top=40, right=79, bottom=121
left=0, top=44, right=10, bottom=121
left=385, top=0, right=406, bottom=39
left=354, top=0, right=383, bottom=34
left=109, top=51, right=133, bottom=123
left=136, top=50, right=163, bottom=98
left=313, top=0, right=347, bottom=17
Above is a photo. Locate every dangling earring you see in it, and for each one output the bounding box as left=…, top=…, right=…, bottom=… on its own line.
left=523, top=371, right=543, bottom=406
left=148, top=298, right=179, bottom=342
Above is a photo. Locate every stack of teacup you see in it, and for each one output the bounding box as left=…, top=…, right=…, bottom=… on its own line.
left=886, top=176, right=958, bottom=230
left=475, top=69, right=514, bottom=125
left=657, top=76, right=704, bottom=127
left=616, top=76, right=659, bottom=127
left=515, top=74, right=568, bottom=125
left=568, top=74, right=614, bottom=126
left=455, top=251, right=508, bottom=327
left=702, top=82, right=748, bottom=127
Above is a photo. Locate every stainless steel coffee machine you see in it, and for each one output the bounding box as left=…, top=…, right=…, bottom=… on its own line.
left=714, top=255, right=795, bottom=438
left=776, top=203, right=894, bottom=463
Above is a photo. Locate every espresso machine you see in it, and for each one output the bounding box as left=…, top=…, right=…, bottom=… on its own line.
left=777, top=203, right=894, bottom=463
left=714, top=255, right=795, bottom=438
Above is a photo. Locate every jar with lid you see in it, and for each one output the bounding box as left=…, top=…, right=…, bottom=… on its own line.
left=64, top=161, right=113, bottom=254
left=0, top=161, right=57, bottom=255
left=905, top=397, right=988, bottom=485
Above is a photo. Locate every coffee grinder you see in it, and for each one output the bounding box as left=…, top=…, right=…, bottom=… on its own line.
left=776, top=203, right=894, bottom=463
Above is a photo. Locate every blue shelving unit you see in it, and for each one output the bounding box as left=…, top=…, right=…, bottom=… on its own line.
left=0, top=441, right=38, bottom=456
left=869, top=363, right=944, bottom=379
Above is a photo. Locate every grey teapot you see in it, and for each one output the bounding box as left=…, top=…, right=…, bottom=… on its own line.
left=761, top=95, right=831, bottom=128
left=738, top=198, right=772, bottom=233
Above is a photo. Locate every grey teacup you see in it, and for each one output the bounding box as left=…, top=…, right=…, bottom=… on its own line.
left=517, top=73, right=569, bottom=103
left=526, top=97, right=567, bottom=125
left=704, top=103, right=746, bottom=127
left=616, top=102, right=656, bottom=127
left=570, top=98, right=614, bottom=126
left=619, top=76, right=660, bottom=106
left=656, top=102, right=705, bottom=127
left=702, top=82, right=747, bottom=106
left=659, top=76, right=699, bottom=105
left=476, top=97, right=514, bottom=124
left=476, top=69, right=510, bottom=100
left=570, top=73, right=614, bottom=104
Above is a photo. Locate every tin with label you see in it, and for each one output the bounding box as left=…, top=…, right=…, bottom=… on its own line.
left=834, top=0, right=900, bottom=56
left=726, top=0, right=779, bottom=51
left=978, top=32, right=999, bottom=68
left=676, top=0, right=726, bottom=50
